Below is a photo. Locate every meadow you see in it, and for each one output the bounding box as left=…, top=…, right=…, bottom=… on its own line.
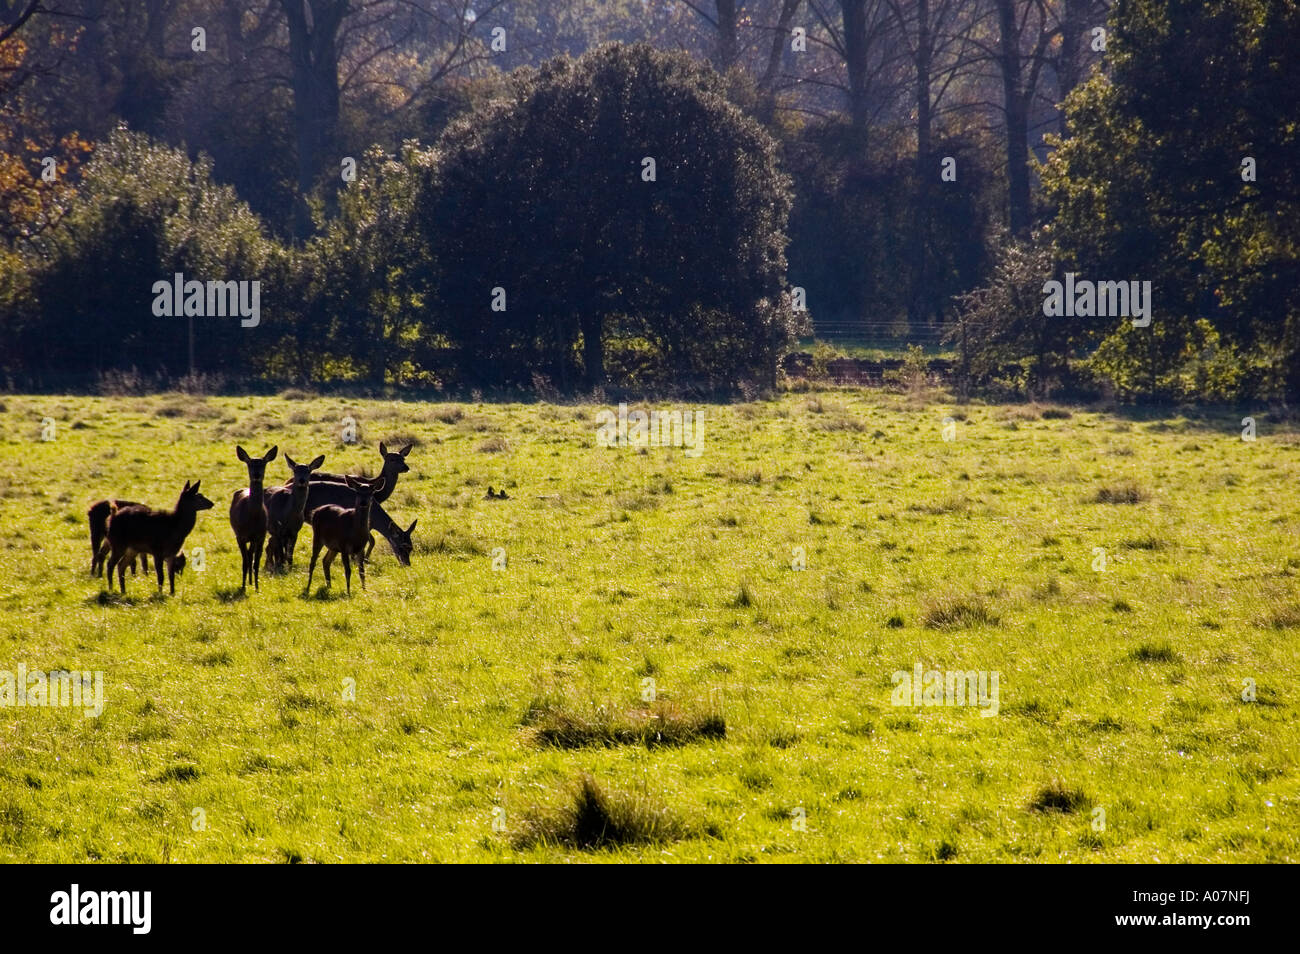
left=0, top=388, right=1297, bottom=862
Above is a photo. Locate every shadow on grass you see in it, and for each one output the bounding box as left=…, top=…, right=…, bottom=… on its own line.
left=214, top=587, right=248, bottom=603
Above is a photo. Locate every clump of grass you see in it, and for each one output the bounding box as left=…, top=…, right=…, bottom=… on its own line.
left=1029, top=780, right=1090, bottom=814
left=153, top=764, right=200, bottom=784
left=1111, top=599, right=1133, bottom=613
left=885, top=613, right=905, bottom=628
left=1259, top=600, right=1300, bottom=629
left=524, top=700, right=725, bottom=749
left=1093, top=482, right=1147, bottom=504
left=511, top=774, right=689, bottom=850
left=729, top=580, right=756, bottom=608
left=382, top=432, right=421, bottom=448
left=921, top=593, right=1000, bottom=629
left=476, top=436, right=509, bottom=453
left=278, top=388, right=316, bottom=401
left=1040, top=406, right=1073, bottom=420
left=1130, top=641, right=1179, bottom=663
left=908, top=495, right=969, bottom=515
left=431, top=405, right=464, bottom=424
left=1122, top=534, right=1165, bottom=550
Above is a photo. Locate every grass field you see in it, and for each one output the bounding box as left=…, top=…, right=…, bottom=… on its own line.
left=0, top=389, right=1297, bottom=862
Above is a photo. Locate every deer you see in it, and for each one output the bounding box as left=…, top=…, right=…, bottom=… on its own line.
left=306, top=476, right=386, bottom=595
left=263, top=452, right=326, bottom=571
left=229, top=445, right=278, bottom=591
left=297, top=481, right=417, bottom=565
left=301, top=441, right=411, bottom=505
left=89, top=499, right=149, bottom=576
left=105, top=482, right=213, bottom=595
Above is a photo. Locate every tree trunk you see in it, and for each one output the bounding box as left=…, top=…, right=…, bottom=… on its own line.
left=582, top=314, right=605, bottom=389
left=716, top=0, right=738, bottom=70
left=280, top=0, right=348, bottom=238
left=995, top=0, right=1032, bottom=236
left=907, top=0, right=932, bottom=329
left=840, top=0, right=871, bottom=135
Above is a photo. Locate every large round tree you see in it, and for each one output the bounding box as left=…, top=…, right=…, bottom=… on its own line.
left=420, top=42, right=797, bottom=392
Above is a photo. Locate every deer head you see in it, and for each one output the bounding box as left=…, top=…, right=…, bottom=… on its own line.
left=378, top=442, right=412, bottom=477
left=181, top=480, right=215, bottom=512
left=237, top=445, right=279, bottom=490
left=285, top=452, right=326, bottom=490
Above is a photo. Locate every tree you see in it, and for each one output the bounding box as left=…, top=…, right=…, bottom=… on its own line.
left=1041, top=0, right=1300, bottom=401
left=420, top=42, right=798, bottom=392
left=17, top=127, right=273, bottom=382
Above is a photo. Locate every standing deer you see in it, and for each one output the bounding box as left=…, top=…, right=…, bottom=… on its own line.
left=229, top=445, right=278, bottom=591
left=89, top=499, right=149, bottom=576
left=306, top=476, right=386, bottom=595
left=301, top=441, right=411, bottom=504
left=105, top=482, right=213, bottom=594
left=298, top=481, right=417, bottom=564
left=264, top=452, right=326, bottom=570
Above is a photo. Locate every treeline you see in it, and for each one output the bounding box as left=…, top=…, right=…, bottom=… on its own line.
left=0, top=0, right=1296, bottom=401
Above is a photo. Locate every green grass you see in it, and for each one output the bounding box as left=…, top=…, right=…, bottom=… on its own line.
left=0, top=390, right=1297, bottom=862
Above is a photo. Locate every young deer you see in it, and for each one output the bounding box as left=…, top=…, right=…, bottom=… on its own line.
left=89, top=499, right=148, bottom=576
left=300, top=481, right=416, bottom=565
left=105, top=482, right=213, bottom=594
left=306, top=476, right=386, bottom=595
left=229, top=445, right=278, bottom=591
left=302, top=441, right=411, bottom=504
left=264, top=453, right=326, bottom=570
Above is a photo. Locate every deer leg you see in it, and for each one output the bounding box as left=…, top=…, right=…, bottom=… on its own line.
left=306, top=538, right=323, bottom=592
left=106, top=549, right=120, bottom=591
left=323, top=550, right=335, bottom=587
left=358, top=549, right=366, bottom=591
left=237, top=539, right=249, bottom=589
left=342, top=551, right=352, bottom=595
left=252, top=536, right=262, bottom=590
left=166, top=552, right=176, bottom=595
left=155, top=552, right=166, bottom=592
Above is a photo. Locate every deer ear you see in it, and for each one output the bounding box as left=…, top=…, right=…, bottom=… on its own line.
left=285, top=454, right=298, bottom=469
left=309, top=455, right=325, bottom=470
left=379, top=441, right=388, bottom=457
left=183, top=480, right=192, bottom=494
left=400, top=444, right=413, bottom=457
left=191, top=480, right=202, bottom=493
left=265, top=446, right=278, bottom=462
left=236, top=446, right=250, bottom=463
left=406, top=519, right=418, bottom=534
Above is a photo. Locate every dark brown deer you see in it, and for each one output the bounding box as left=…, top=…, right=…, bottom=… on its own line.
left=105, top=482, right=213, bottom=594
left=306, top=476, right=385, bottom=595
left=229, top=445, right=277, bottom=591
left=300, top=441, right=410, bottom=504
left=299, top=481, right=416, bottom=565
left=89, top=499, right=148, bottom=576
left=263, top=452, right=326, bottom=570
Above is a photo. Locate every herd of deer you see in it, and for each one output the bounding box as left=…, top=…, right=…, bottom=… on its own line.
left=88, top=442, right=419, bottom=597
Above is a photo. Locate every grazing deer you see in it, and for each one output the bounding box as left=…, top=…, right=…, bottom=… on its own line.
left=306, top=476, right=386, bottom=595
left=89, top=499, right=149, bottom=576
left=105, top=482, right=213, bottom=594
left=229, top=445, right=278, bottom=591
left=264, top=453, right=326, bottom=570
left=299, top=481, right=416, bottom=565
left=302, top=441, right=411, bottom=504
left=364, top=508, right=418, bottom=565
